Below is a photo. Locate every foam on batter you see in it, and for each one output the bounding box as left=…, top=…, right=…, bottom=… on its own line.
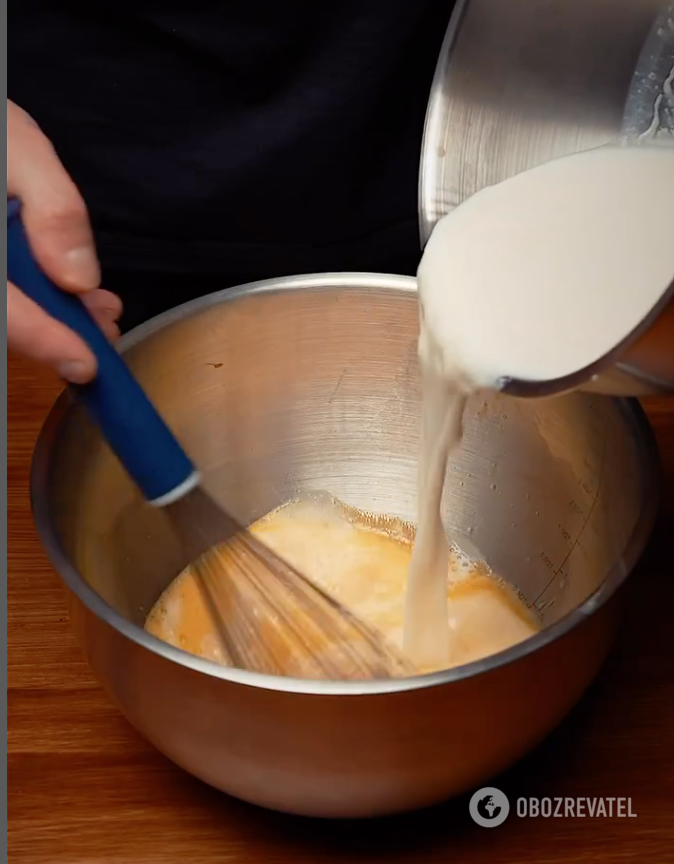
left=145, top=494, right=538, bottom=675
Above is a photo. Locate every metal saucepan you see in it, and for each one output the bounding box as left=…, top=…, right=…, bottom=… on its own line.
left=420, top=0, right=674, bottom=396
left=31, top=275, right=658, bottom=817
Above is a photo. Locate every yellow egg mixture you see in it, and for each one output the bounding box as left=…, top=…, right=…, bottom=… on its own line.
left=145, top=496, right=538, bottom=674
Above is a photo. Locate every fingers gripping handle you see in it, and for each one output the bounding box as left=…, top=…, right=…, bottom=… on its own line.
left=7, top=198, right=198, bottom=505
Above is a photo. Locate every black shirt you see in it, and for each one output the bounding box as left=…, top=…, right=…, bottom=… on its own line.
left=9, top=1, right=452, bottom=325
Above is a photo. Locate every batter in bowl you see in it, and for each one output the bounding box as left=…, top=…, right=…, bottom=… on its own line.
left=145, top=495, right=538, bottom=675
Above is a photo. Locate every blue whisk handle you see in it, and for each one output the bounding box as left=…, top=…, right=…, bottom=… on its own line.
left=7, top=197, right=198, bottom=504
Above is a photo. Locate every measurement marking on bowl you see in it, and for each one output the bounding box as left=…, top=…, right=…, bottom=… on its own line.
left=530, top=438, right=607, bottom=609
left=558, top=524, right=572, bottom=543
left=569, top=499, right=584, bottom=518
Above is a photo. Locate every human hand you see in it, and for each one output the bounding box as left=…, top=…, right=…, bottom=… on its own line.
left=7, top=99, right=122, bottom=383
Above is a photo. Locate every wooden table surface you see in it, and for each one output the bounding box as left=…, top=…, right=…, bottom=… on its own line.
left=7, top=350, right=674, bottom=864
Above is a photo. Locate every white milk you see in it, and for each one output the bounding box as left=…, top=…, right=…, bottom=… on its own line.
left=404, top=144, right=674, bottom=668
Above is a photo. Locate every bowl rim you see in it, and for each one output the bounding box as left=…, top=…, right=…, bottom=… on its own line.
left=29, top=272, right=661, bottom=697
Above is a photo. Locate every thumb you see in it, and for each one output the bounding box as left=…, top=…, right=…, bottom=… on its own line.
left=7, top=101, right=101, bottom=292
left=7, top=280, right=97, bottom=383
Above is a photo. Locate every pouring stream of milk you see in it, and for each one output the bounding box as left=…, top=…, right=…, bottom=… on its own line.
left=404, top=144, right=674, bottom=669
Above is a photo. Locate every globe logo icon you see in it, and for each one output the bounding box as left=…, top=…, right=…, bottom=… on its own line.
left=469, top=787, right=510, bottom=827
left=478, top=795, right=501, bottom=820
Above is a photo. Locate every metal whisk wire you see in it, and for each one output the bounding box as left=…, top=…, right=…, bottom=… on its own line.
left=191, top=531, right=416, bottom=680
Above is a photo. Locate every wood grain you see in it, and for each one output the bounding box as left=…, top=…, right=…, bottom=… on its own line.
left=7, top=350, right=674, bottom=863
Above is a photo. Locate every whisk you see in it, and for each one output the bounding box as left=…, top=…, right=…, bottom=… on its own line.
left=7, top=198, right=414, bottom=681
left=193, top=537, right=414, bottom=678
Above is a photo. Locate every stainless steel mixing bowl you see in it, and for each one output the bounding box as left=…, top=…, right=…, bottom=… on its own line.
left=31, top=274, right=659, bottom=818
